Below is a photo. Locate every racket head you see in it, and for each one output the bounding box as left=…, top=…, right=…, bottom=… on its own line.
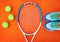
left=17, top=2, right=42, bottom=34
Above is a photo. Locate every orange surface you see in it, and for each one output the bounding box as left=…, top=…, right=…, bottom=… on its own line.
left=0, top=0, right=60, bottom=42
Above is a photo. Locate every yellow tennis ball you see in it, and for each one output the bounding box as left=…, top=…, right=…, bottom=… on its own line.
left=5, top=6, right=11, bottom=12
left=2, top=22, right=9, bottom=28
left=8, top=14, right=14, bottom=21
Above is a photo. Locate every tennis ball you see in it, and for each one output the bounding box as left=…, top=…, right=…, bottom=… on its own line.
left=2, top=22, right=9, bottom=28
left=8, top=14, right=14, bottom=21
left=5, top=6, right=11, bottom=12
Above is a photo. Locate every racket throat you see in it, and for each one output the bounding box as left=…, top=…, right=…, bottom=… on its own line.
left=24, top=35, right=35, bottom=42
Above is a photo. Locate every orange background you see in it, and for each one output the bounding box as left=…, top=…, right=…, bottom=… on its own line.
left=0, top=0, right=60, bottom=42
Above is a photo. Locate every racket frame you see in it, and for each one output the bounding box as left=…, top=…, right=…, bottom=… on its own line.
left=17, top=2, right=42, bottom=42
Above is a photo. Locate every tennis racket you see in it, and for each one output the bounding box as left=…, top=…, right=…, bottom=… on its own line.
left=16, top=2, right=42, bottom=42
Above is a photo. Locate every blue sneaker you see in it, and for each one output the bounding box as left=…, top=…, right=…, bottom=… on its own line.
left=44, top=22, right=60, bottom=31
left=44, top=12, right=60, bottom=21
